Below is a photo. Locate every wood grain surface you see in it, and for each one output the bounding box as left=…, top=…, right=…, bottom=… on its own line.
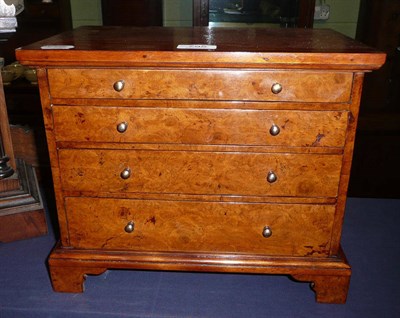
left=58, top=149, right=342, bottom=197
left=47, top=68, right=353, bottom=103
left=53, top=106, right=348, bottom=147
left=16, top=26, right=386, bottom=302
left=16, top=27, right=386, bottom=70
left=65, top=197, right=335, bottom=257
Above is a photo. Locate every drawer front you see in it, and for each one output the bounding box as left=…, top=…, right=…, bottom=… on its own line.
left=53, top=106, right=348, bottom=147
left=65, top=197, right=335, bottom=257
left=58, top=149, right=342, bottom=197
left=48, top=68, right=352, bottom=103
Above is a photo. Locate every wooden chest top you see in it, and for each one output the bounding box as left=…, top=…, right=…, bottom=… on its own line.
left=16, top=26, right=385, bottom=69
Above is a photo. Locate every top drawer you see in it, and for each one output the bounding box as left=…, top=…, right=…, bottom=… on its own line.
left=47, top=68, right=353, bottom=103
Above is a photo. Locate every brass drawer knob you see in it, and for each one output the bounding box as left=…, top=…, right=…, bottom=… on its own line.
left=271, top=83, right=283, bottom=94
left=116, top=122, right=128, bottom=133
left=269, top=124, right=280, bottom=136
left=266, top=171, right=278, bottom=183
left=124, top=221, right=135, bottom=233
left=120, top=168, right=131, bottom=180
left=113, top=80, right=125, bottom=92
left=262, top=226, right=272, bottom=238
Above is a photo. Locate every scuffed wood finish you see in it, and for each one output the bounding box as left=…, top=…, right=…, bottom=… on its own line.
left=65, top=197, right=335, bottom=256
left=48, top=69, right=353, bottom=103
left=16, top=27, right=385, bottom=302
left=53, top=107, right=348, bottom=147
left=58, top=150, right=342, bottom=197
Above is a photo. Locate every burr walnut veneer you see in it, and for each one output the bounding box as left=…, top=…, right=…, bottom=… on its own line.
left=16, top=27, right=385, bottom=303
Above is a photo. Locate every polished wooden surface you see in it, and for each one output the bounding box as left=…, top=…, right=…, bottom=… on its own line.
left=65, top=197, right=335, bottom=256
left=16, top=27, right=385, bottom=69
left=48, top=245, right=351, bottom=302
left=58, top=149, right=342, bottom=197
left=47, top=68, right=352, bottom=102
left=17, top=27, right=385, bottom=303
left=53, top=106, right=348, bottom=147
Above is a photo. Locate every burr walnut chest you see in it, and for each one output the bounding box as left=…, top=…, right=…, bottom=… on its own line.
left=16, top=27, right=385, bottom=303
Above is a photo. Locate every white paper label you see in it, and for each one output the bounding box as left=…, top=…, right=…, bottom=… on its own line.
left=40, top=45, right=75, bottom=50
left=177, top=44, right=217, bottom=50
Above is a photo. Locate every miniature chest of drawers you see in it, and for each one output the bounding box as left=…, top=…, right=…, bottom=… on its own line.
left=17, top=26, right=385, bottom=303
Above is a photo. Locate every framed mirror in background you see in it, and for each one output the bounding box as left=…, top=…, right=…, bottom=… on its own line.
left=193, top=0, right=315, bottom=28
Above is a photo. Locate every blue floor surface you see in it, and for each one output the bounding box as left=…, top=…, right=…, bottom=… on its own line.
left=1, top=197, right=399, bottom=317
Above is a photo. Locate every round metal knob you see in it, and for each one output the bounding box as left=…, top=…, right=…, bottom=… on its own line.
left=120, top=168, right=131, bottom=180
left=269, top=124, right=280, bottom=136
left=262, top=226, right=272, bottom=238
left=116, top=122, right=128, bottom=133
left=113, top=80, right=125, bottom=92
left=266, top=171, right=278, bottom=183
left=271, top=83, right=283, bottom=94
left=124, top=221, right=135, bottom=233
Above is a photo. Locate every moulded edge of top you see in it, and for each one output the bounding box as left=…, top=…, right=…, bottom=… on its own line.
left=15, top=48, right=386, bottom=71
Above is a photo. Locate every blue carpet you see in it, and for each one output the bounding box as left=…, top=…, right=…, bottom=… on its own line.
left=1, top=197, right=399, bottom=317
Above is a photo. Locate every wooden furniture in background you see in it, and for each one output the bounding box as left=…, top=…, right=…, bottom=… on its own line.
left=101, top=0, right=163, bottom=26
left=3, top=81, right=51, bottom=183
left=1, top=0, right=71, bottom=184
left=17, top=26, right=385, bottom=303
left=0, top=76, right=46, bottom=243
left=0, top=80, right=16, bottom=174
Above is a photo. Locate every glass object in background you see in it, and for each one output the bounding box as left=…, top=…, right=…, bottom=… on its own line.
left=209, top=0, right=299, bottom=27
left=193, top=0, right=315, bottom=28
